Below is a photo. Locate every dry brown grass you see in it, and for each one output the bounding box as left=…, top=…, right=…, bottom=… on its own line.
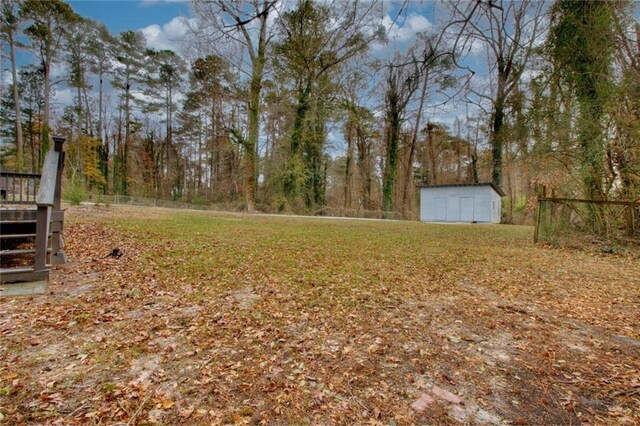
left=1, top=205, right=638, bottom=425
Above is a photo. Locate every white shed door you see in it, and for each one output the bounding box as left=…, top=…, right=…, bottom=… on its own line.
left=460, top=197, right=474, bottom=222
left=434, top=197, right=447, bottom=221
left=446, top=196, right=460, bottom=221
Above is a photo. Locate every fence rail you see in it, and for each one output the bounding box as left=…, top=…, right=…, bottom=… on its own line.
left=534, top=197, right=639, bottom=245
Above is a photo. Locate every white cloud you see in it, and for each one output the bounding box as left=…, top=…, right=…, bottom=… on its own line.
left=2, top=70, right=13, bottom=87
left=370, top=12, right=433, bottom=54
left=521, top=68, right=542, bottom=85
left=387, top=13, right=432, bottom=42
left=140, top=16, right=194, bottom=53
left=465, top=38, right=485, bottom=57
left=50, top=62, right=69, bottom=81
left=54, top=88, right=74, bottom=106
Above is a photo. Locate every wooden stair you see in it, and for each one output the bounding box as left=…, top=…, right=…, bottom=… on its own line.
left=1, top=137, right=66, bottom=296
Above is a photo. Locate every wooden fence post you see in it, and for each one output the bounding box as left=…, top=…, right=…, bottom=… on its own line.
left=534, top=199, right=542, bottom=243
left=533, top=185, right=546, bottom=244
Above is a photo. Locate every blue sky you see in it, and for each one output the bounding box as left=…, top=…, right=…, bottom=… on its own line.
left=3, top=1, right=638, bottom=156
left=68, top=0, right=190, bottom=33
left=67, top=0, right=435, bottom=35
left=55, top=0, right=470, bottom=152
left=0, top=0, right=483, bottom=152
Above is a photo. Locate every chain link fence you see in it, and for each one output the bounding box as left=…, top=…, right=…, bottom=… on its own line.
left=82, top=194, right=406, bottom=220
left=85, top=194, right=229, bottom=211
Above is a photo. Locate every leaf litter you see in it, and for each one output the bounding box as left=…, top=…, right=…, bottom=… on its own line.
left=0, top=205, right=638, bottom=424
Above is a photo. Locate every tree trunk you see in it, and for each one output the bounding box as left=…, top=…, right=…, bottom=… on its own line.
left=98, top=72, right=103, bottom=142
left=344, top=121, right=354, bottom=210
left=123, top=74, right=131, bottom=195
left=76, top=84, right=82, bottom=139
left=426, top=124, right=438, bottom=185
left=382, top=107, right=400, bottom=217
left=197, top=110, right=203, bottom=195
left=115, top=99, right=123, bottom=193
left=491, top=87, right=505, bottom=188
left=290, top=82, right=311, bottom=155
left=98, top=72, right=108, bottom=189
left=166, top=82, right=174, bottom=198
left=356, top=130, right=372, bottom=211
left=578, top=99, right=605, bottom=200
left=8, top=34, right=24, bottom=172
left=83, top=85, right=93, bottom=136
left=41, top=54, right=51, bottom=163
left=285, top=81, right=311, bottom=201
left=242, top=13, right=268, bottom=212
left=455, top=121, right=462, bottom=181
left=243, top=68, right=262, bottom=211
left=310, top=110, right=326, bottom=207
left=402, top=69, right=429, bottom=214
left=28, top=111, right=36, bottom=172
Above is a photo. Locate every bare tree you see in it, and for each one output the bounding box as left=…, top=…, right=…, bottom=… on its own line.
left=275, top=0, right=384, bottom=207
left=21, top=0, right=80, bottom=159
left=1, top=0, right=24, bottom=171
left=450, top=0, right=545, bottom=187
left=401, top=33, right=456, bottom=213
left=191, top=0, right=278, bottom=212
left=382, top=51, right=421, bottom=217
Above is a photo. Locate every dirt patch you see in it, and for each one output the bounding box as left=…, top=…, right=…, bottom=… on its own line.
left=130, top=355, right=160, bottom=385
left=230, top=286, right=261, bottom=309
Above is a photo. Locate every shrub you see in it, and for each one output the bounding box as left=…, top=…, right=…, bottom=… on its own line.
left=93, top=193, right=110, bottom=206
left=192, top=195, right=209, bottom=206
left=63, top=182, right=86, bottom=205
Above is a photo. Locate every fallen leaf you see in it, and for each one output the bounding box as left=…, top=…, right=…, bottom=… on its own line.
left=411, top=393, right=435, bottom=412
left=431, top=385, right=462, bottom=404
left=179, top=406, right=194, bottom=418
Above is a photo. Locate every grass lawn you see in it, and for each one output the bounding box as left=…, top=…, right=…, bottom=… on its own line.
left=1, top=205, right=639, bottom=424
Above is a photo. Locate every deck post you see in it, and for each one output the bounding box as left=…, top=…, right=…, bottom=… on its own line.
left=51, top=137, right=67, bottom=264
left=34, top=205, right=51, bottom=271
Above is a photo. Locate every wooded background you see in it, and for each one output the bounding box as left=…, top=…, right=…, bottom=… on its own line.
left=1, top=0, right=638, bottom=222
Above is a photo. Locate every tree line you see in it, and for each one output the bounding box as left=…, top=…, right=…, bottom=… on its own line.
left=1, top=0, right=638, bottom=221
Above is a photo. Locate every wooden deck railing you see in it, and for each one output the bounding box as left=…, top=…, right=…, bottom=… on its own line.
left=0, top=136, right=66, bottom=289
left=0, top=171, right=41, bottom=204
left=38, top=136, right=66, bottom=266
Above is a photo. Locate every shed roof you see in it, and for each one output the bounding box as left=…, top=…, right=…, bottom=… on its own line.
left=419, top=182, right=505, bottom=197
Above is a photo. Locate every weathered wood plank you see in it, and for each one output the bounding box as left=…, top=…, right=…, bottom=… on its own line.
left=0, top=209, right=37, bottom=221
left=51, top=210, right=64, bottom=221
left=36, top=151, right=59, bottom=206
left=0, top=233, right=38, bottom=239
left=53, top=137, right=65, bottom=210
left=34, top=205, right=51, bottom=271
left=0, top=268, right=48, bottom=284
left=51, top=137, right=66, bottom=263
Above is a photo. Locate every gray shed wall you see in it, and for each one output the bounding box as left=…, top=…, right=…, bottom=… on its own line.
left=419, top=185, right=501, bottom=223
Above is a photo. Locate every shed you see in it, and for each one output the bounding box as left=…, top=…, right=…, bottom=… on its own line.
left=419, top=183, right=505, bottom=223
